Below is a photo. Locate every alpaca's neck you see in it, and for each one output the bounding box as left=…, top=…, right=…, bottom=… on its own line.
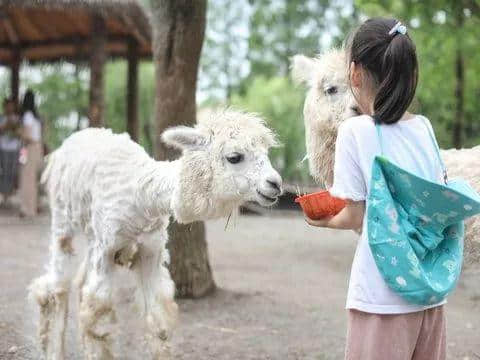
left=307, top=119, right=338, bottom=187
left=136, top=159, right=181, bottom=219
left=136, top=153, right=236, bottom=225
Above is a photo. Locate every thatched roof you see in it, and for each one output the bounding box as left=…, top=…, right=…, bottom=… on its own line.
left=0, top=0, right=152, bottom=64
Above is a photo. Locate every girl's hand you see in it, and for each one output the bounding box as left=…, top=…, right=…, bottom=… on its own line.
left=304, top=201, right=365, bottom=230
left=304, top=216, right=333, bottom=227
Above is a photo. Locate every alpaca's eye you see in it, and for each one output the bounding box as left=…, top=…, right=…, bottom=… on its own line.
left=325, top=86, right=338, bottom=95
left=226, top=153, right=244, bottom=164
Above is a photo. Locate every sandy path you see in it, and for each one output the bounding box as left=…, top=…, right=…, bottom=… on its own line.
left=0, top=213, right=479, bottom=359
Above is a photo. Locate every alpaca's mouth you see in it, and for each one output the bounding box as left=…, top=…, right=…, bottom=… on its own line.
left=256, top=190, right=278, bottom=205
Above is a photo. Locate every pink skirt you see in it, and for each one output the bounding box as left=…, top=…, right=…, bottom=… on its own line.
left=345, top=306, right=446, bottom=360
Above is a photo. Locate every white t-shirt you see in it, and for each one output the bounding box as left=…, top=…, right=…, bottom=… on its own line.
left=329, top=114, right=446, bottom=314
left=22, top=111, right=42, bottom=142
left=0, top=115, right=21, bottom=151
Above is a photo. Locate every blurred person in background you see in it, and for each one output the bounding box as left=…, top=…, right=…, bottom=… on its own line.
left=0, top=97, right=21, bottom=207
left=19, top=89, right=43, bottom=218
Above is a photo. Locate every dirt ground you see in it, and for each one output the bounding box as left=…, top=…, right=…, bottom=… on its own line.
left=1, top=211, right=479, bottom=360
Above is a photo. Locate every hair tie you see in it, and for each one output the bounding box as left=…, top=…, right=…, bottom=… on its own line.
left=388, top=21, right=407, bottom=36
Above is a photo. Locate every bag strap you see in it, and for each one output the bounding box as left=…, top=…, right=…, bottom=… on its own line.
left=375, top=121, right=384, bottom=155
left=374, top=116, right=448, bottom=184
left=419, top=116, right=448, bottom=185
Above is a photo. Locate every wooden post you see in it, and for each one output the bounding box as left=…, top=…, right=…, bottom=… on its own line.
left=89, top=15, right=106, bottom=128
left=10, top=51, right=20, bottom=105
left=126, top=38, right=139, bottom=142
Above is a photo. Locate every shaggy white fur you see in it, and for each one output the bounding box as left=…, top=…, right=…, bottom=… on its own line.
left=291, top=48, right=480, bottom=266
left=291, top=50, right=357, bottom=187
left=28, top=109, right=282, bottom=360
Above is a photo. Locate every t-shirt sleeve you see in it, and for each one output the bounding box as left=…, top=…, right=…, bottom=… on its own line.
left=329, top=124, right=367, bottom=201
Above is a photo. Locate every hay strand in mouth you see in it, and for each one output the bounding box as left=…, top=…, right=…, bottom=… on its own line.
left=224, top=211, right=232, bottom=231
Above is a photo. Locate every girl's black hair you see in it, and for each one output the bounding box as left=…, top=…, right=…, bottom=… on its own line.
left=348, top=17, right=418, bottom=124
left=21, top=89, right=38, bottom=118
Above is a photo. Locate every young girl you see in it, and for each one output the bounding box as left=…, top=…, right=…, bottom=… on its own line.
left=306, top=18, right=447, bottom=360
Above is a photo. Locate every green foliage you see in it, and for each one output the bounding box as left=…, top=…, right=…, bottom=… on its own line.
left=104, top=61, right=156, bottom=154
left=198, top=0, right=250, bottom=101
left=200, top=0, right=359, bottom=98
left=248, top=0, right=331, bottom=77
left=23, top=64, right=89, bottom=149
left=0, top=71, right=11, bottom=101
left=231, top=76, right=309, bottom=182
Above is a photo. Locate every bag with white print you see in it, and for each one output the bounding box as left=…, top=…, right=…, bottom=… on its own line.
left=368, top=118, right=480, bottom=305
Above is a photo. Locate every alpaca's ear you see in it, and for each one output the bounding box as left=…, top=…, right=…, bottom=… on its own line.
left=291, top=54, right=316, bottom=87
left=161, top=126, right=208, bottom=151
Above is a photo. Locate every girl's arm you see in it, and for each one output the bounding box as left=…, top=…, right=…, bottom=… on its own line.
left=306, top=120, right=367, bottom=231
left=305, top=200, right=365, bottom=231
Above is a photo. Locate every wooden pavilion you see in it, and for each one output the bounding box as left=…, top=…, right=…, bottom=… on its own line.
left=0, top=0, right=152, bottom=141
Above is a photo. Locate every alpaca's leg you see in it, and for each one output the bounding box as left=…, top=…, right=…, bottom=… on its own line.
left=132, top=237, right=178, bottom=359
left=28, top=208, right=73, bottom=360
left=74, top=255, right=87, bottom=351
left=78, top=249, right=116, bottom=360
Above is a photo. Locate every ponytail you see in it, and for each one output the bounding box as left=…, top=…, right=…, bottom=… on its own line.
left=349, top=18, right=418, bottom=124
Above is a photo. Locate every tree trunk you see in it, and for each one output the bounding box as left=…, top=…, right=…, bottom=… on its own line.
left=150, top=0, right=215, bottom=298
left=453, top=6, right=464, bottom=149
left=453, top=47, right=464, bottom=149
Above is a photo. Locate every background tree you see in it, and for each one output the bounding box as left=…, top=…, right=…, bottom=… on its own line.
left=148, top=0, right=214, bottom=298
left=247, top=0, right=347, bottom=78
left=198, top=0, right=250, bottom=102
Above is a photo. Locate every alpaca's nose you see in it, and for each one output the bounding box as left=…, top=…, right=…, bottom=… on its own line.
left=267, top=179, right=281, bottom=192
left=265, top=173, right=283, bottom=196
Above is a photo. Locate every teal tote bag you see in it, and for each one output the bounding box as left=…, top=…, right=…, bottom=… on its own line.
left=367, top=118, right=480, bottom=305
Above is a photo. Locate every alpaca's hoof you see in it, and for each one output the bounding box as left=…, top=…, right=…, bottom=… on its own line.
left=28, top=275, right=70, bottom=360
left=146, top=314, right=171, bottom=341
left=146, top=301, right=178, bottom=342
left=158, top=330, right=168, bottom=341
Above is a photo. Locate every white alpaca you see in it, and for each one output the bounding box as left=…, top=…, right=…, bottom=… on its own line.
left=291, top=49, right=480, bottom=265
left=28, top=109, right=283, bottom=360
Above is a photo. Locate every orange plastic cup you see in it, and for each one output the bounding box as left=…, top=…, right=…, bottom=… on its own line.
left=295, top=190, right=346, bottom=220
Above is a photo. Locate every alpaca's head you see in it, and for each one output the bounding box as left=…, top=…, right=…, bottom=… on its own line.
left=162, top=109, right=283, bottom=223
left=291, top=48, right=357, bottom=186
